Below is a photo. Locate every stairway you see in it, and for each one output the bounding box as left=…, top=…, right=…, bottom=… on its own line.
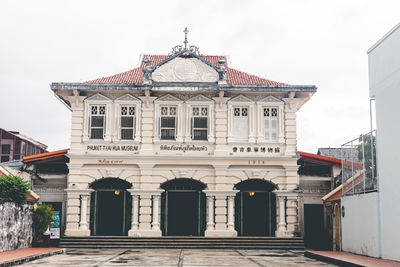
left=59, top=236, right=304, bottom=250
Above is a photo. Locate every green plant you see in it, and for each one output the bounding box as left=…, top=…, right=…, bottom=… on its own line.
left=33, top=204, right=54, bottom=240
left=0, top=175, right=30, bottom=204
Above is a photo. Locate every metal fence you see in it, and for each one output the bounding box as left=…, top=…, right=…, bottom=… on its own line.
left=341, top=130, right=377, bottom=195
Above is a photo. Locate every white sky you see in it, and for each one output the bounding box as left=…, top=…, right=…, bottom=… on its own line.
left=0, top=0, right=398, bottom=153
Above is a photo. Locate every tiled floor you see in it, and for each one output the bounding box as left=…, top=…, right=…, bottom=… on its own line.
left=19, top=249, right=335, bottom=266
left=0, top=247, right=63, bottom=265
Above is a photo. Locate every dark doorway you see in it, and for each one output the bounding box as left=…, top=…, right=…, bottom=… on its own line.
left=234, top=179, right=276, bottom=236
left=304, top=204, right=327, bottom=249
left=89, top=178, right=132, bottom=236
left=161, top=178, right=206, bottom=236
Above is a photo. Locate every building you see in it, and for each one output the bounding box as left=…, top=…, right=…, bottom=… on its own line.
left=366, top=23, right=400, bottom=261
left=0, top=128, right=47, bottom=163
left=51, top=34, right=316, bottom=237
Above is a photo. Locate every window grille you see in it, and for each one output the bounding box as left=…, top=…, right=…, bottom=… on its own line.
left=192, top=107, right=208, bottom=140
left=264, top=107, right=278, bottom=141
left=90, top=105, right=106, bottom=139
left=233, top=107, right=249, bottom=141
left=160, top=106, right=176, bottom=140
left=120, top=106, right=135, bottom=140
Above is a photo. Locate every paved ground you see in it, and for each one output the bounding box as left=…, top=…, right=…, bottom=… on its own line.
left=19, top=249, right=336, bottom=267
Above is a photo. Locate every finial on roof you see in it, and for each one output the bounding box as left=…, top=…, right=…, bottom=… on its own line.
left=217, top=57, right=227, bottom=84
left=183, top=27, right=189, bottom=49
left=142, top=57, right=153, bottom=85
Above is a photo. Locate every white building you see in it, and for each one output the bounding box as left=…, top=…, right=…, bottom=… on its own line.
left=51, top=37, right=316, bottom=238
left=367, top=22, right=400, bottom=261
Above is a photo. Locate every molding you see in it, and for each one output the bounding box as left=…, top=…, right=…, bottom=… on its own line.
left=85, top=93, right=111, bottom=102
left=203, top=190, right=239, bottom=196
left=273, top=190, right=302, bottom=197
left=127, top=189, right=164, bottom=196
left=154, top=94, right=183, bottom=102
left=64, top=189, right=94, bottom=195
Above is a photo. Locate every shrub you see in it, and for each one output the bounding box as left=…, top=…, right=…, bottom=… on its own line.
left=33, top=204, right=54, bottom=240
left=0, top=175, right=29, bottom=204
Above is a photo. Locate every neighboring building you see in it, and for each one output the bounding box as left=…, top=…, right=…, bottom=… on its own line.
left=0, top=128, right=47, bottom=163
left=51, top=36, right=316, bottom=238
left=366, top=23, right=400, bottom=261
left=317, top=148, right=359, bottom=163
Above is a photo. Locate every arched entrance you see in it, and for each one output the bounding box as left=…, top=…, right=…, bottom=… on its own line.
left=161, top=178, right=206, bottom=236
left=234, top=179, right=277, bottom=236
left=89, top=178, right=132, bottom=236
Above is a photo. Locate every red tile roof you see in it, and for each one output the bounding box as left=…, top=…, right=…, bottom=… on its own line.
left=23, top=149, right=69, bottom=163
left=299, top=151, right=363, bottom=169
left=87, top=55, right=286, bottom=86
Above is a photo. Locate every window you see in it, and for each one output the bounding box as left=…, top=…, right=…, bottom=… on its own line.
left=120, top=106, right=135, bottom=140
left=192, top=107, right=208, bottom=140
left=160, top=106, right=176, bottom=140
left=264, top=107, right=278, bottom=141
left=1, top=144, right=11, bottom=162
left=233, top=107, right=249, bottom=141
left=90, top=105, right=106, bottom=139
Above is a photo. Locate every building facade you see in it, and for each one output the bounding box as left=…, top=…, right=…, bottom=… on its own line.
left=52, top=41, right=316, bottom=237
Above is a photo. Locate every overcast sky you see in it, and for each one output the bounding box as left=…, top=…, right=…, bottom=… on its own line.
left=0, top=0, right=398, bottom=153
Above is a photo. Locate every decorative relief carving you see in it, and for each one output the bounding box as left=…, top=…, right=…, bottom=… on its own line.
left=155, top=94, right=182, bottom=102
left=258, top=95, right=283, bottom=103
left=85, top=93, right=111, bottom=101
left=187, top=94, right=213, bottom=102
left=228, top=95, right=253, bottom=103
left=115, top=94, right=140, bottom=101
left=152, top=57, right=218, bottom=83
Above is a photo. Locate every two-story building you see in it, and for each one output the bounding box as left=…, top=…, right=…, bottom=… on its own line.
left=51, top=39, right=316, bottom=238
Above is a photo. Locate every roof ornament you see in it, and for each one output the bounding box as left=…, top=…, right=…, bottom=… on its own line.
left=142, top=57, right=153, bottom=85
left=169, top=27, right=201, bottom=56
left=217, top=57, right=227, bottom=84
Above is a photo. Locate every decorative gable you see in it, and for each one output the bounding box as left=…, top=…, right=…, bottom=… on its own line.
left=155, top=94, right=183, bottom=102
left=115, top=94, right=141, bottom=102
left=152, top=57, right=219, bottom=83
left=228, top=95, right=253, bottom=103
left=257, top=95, right=283, bottom=103
left=187, top=94, right=214, bottom=103
left=85, top=93, right=111, bottom=102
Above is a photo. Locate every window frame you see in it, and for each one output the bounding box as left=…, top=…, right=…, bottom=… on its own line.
left=114, top=94, right=142, bottom=142
left=89, top=105, right=106, bottom=140
left=227, top=95, right=255, bottom=144
left=83, top=93, right=112, bottom=142
left=256, top=96, right=285, bottom=144
left=185, top=95, right=215, bottom=143
left=154, top=95, right=183, bottom=142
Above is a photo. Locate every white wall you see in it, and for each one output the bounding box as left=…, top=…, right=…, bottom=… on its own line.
left=341, top=193, right=380, bottom=258
left=368, top=23, right=400, bottom=261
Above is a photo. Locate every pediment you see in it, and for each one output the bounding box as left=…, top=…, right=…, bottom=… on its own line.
left=229, top=95, right=253, bottom=103
left=155, top=94, right=183, bottom=102
left=115, top=94, right=140, bottom=102
left=85, top=93, right=110, bottom=102
left=258, top=95, right=282, bottom=103
left=152, top=57, right=219, bottom=83
left=187, top=94, right=213, bottom=102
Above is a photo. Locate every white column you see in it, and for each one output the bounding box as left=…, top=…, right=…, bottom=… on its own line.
left=131, top=195, right=139, bottom=231
left=227, top=195, right=235, bottom=231
left=277, top=195, right=287, bottom=232
left=152, top=194, right=161, bottom=231
left=207, top=195, right=215, bottom=231
left=79, top=193, right=90, bottom=231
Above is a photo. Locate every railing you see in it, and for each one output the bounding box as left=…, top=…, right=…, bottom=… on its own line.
left=341, top=130, right=377, bottom=195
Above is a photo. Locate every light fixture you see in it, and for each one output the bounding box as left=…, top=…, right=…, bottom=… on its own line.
left=114, top=190, right=120, bottom=196
left=249, top=192, right=255, bottom=197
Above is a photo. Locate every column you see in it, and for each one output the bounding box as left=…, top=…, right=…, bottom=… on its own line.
left=277, top=195, right=287, bottom=232
left=206, top=195, right=215, bottom=231
left=64, top=188, right=93, bottom=237
left=273, top=190, right=301, bottom=237
left=227, top=195, right=235, bottom=231
left=152, top=194, right=161, bottom=231
left=127, top=190, right=139, bottom=236
left=79, top=193, right=90, bottom=231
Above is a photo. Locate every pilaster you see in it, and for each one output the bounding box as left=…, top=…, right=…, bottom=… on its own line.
left=64, top=188, right=94, bottom=237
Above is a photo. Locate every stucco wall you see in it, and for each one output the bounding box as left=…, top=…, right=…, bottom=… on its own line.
left=368, top=23, right=400, bottom=261
left=0, top=199, right=34, bottom=252
left=341, top=192, right=379, bottom=257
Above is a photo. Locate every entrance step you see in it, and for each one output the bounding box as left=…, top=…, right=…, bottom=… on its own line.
left=59, top=237, right=304, bottom=250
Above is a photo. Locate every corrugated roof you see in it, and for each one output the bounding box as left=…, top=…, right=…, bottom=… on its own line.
left=23, top=149, right=69, bottom=163
left=86, top=55, right=286, bottom=86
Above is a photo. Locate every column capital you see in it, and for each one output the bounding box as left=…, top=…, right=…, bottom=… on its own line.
left=203, top=190, right=239, bottom=197
left=65, top=189, right=94, bottom=196
left=273, top=190, right=301, bottom=197
left=127, top=189, right=164, bottom=196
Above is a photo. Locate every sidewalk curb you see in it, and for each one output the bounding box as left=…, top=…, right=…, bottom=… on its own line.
left=0, top=248, right=65, bottom=267
left=304, top=251, right=365, bottom=267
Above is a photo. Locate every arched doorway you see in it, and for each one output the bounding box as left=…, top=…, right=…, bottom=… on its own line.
left=161, top=178, right=206, bottom=236
left=234, top=179, right=277, bottom=236
left=89, top=178, right=132, bottom=236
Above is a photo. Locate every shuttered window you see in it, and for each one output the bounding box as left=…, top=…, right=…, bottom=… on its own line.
left=264, top=107, right=278, bottom=142
left=233, top=107, right=248, bottom=141
left=90, top=105, right=106, bottom=139
left=121, top=106, right=135, bottom=140
left=160, top=106, right=176, bottom=140
left=192, top=107, right=208, bottom=140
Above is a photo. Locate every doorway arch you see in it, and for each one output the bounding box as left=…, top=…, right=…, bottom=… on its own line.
left=160, top=178, right=206, bottom=236
left=89, top=178, right=132, bottom=236
left=234, top=179, right=277, bottom=236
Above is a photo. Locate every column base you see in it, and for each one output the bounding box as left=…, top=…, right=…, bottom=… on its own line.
left=205, top=229, right=237, bottom=237
left=128, top=229, right=162, bottom=237
left=65, top=229, right=91, bottom=237
left=275, top=230, right=294, bottom=237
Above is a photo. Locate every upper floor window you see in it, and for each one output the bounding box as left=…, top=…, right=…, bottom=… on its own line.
left=264, top=107, right=278, bottom=142
left=90, top=105, right=106, bottom=139
left=160, top=106, right=176, bottom=140
left=120, top=106, right=135, bottom=140
left=233, top=107, right=249, bottom=141
left=192, top=107, right=208, bottom=141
